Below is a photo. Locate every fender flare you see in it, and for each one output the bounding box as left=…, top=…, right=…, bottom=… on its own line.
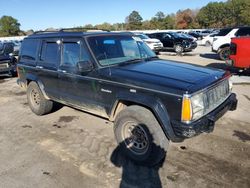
left=110, top=92, right=182, bottom=142
left=26, top=74, right=50, bottom=100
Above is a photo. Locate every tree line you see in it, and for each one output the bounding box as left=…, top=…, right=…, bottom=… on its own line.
left=0, top=0, right=250, bottom=37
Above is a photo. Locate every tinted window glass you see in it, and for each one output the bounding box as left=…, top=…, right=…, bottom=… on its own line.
left=40, top=42, right=58, bottom=64
left=20, top=39, right=39, bottom=61
left=62, top=42, right=80, bottom=67
left=235, top=27, right=250, bottom=36
left=216, top=28, right=232, bottom=36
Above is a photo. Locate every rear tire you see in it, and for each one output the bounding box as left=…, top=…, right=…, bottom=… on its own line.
left=27, top=82, right=53, bottom=115
left=205, top=41, right=211, bottom=47
left=114, top=105, right=169, bottom=166
left=219, top=47, right=230, bottom=60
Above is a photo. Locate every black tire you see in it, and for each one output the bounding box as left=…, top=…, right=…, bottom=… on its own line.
left=205, top=41, right=211, bottom=47
left=114, top=105, right=169, bottom=166
left=219, top=47, right=230, bottom=60
left=27, top=82, right=53, bottom=115
left=174, top=44, right=183, bottom=54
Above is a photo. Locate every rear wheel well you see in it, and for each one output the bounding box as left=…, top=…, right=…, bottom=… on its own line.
left=219, top=44, right=230, bottom=50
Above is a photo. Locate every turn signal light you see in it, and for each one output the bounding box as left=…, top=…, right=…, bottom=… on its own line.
left=182, top=96, right=192, bottom=122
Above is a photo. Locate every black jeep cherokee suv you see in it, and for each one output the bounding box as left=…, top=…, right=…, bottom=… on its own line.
left=17, top=31, right=237, bottom=165
left=147, top=32, right=197, bottom=53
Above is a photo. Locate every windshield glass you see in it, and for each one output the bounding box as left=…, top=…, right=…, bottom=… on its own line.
left=87, top=35, right=156, bottom=66
left=136, top=34, right=150, bottom=40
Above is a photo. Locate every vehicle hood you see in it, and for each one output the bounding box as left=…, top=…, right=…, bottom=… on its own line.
left=143, top=38, right=161, bottom=43
left=107, top=60, right=227, bottom=95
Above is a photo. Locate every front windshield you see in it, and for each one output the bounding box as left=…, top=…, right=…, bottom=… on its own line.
left=136, top=34, right=149, bottom=40
left=87, top=35, right=156, bottom=66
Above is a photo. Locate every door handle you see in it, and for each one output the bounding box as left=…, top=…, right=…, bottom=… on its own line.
left=36, top=66, right=43, bottom=69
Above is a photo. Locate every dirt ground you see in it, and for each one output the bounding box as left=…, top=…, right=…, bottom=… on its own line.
left=0, top=46, right=250, bottom=188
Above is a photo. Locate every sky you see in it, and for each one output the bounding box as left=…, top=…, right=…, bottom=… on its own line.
left=0, top=0, right=226, bottom=31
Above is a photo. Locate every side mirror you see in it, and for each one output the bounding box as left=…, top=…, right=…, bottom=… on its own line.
left=77, top=61, right=93, bottom=73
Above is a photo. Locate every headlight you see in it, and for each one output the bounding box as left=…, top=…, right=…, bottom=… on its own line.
left=181, top=93, right=204, bottom=122
left=191, top=92, right=204, bottom=120
left=229, top=77, right=233, bottom=91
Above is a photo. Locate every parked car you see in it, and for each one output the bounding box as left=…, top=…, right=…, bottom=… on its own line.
left=134, top=33, right=163, bottom=54
left=201, top=32, right=219, bottom=46
left=0, top=42, right=17, bottom=77
left=17, top=30, right=237, bottom=165
left=188, top=32, right=203, bottom=40
left=226, top=37, right=250, bottom=70
left=212, top=27, right=250, bottom=60
left=147, top=32, right=197, bottom=53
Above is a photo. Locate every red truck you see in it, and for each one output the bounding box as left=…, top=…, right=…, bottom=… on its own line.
left=226, top=37, right=250, bottom=70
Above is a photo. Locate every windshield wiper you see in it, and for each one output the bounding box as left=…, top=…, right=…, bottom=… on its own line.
left=144, top=56, right=159, bottom=61
left=118, top=58, right=142, bottom=66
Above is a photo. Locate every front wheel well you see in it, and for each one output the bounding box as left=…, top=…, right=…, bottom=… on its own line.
left=110, top=100, right=156, bottom=122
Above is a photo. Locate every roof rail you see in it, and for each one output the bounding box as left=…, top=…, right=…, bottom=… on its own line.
left=33, top=27, right=110, bottom=34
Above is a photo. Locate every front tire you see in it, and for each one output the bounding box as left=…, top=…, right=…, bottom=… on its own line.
left=174, top=44, right=184, bottom=54
left=27, top=82, right=53, bottom=115
left=219, top=47, right=230, bottom=60
left=114, top=105, right=169, bottom=166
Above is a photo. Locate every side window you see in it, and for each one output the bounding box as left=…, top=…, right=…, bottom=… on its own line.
left=236, top=28, right=250, bottom=37
left=40, top=41, right=59, bottom=65
left=20, top=39, right=39, bottom=61
left=62, top=42, right=80, bottom=67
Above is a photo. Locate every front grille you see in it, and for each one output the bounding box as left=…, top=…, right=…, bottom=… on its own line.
left=203, top=79, right=230, bottom=114
left=0, top=63, right=9, bottom=69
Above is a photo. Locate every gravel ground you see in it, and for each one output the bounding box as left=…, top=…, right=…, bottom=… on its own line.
left=0, top=46, right=249, bottom=188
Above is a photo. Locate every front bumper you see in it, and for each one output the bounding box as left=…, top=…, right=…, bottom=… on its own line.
left=184, top=42, right=198, bottom=51
left=171, top=93, right=238, bottom=139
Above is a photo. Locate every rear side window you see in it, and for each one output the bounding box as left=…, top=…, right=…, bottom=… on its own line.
left=235, top=27, right=250, bottom=37
left=20, top=39, right=39, bottom=61
left=216, top=28, right=232, bottom=36
left=40, top=41, right=59, bottom=64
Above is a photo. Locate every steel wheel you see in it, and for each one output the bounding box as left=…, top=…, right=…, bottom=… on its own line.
left=122, top=121, right=149, bottom=155
left=30, top=88, right=41, bottom=107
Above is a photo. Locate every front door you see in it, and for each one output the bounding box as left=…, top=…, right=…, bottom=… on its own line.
left=57, top=38, right=107, bottom=116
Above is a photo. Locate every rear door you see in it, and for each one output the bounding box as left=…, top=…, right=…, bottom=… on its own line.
left=36, top=38, right=60, bottom=99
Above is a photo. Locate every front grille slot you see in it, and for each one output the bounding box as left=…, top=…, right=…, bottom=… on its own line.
left=204, top=79, right=230, bottom=113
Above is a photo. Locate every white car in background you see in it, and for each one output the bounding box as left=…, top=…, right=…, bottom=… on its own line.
left=135, top=34, right=163, bottom=54
left=201, top=32, right=219, bottom=46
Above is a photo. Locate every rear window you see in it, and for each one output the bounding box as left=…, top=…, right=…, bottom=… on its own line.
left=20, top=39, right=39, bottom=61
left=216, top=28, right=232, bottom=36
left=235, top=27, right=250, bottom=37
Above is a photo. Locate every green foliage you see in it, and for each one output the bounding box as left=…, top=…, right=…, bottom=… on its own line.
left=0, top=16, right=20, bottom=36
left=197, top=0, right=250, bottom=28
left=126, top=11, right=143, bottom=30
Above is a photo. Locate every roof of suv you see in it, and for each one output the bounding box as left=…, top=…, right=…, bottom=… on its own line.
left=27, top=31, right=133, bottom=39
